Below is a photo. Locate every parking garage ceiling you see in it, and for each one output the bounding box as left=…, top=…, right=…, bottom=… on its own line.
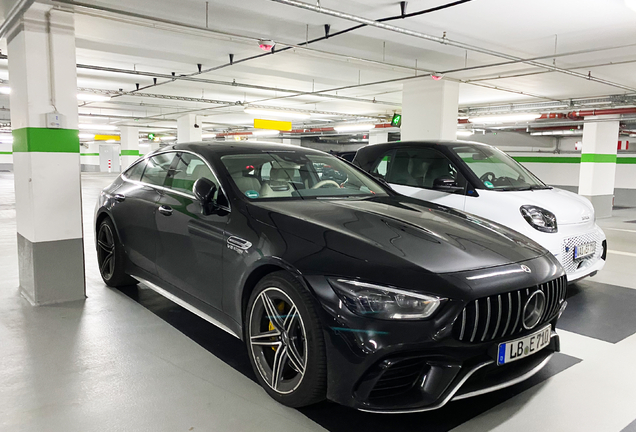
left=0, top=0, right=635, bottom=134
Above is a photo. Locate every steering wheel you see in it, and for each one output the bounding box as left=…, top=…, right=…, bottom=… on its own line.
left=480, top=172, right=496, bottom=183
left=311, top=180, right=340, bottom=189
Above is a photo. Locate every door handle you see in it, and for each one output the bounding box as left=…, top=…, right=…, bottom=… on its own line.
left=158, top=205, right=173, bottom=216
left=113, top=194, right=126, bottom=202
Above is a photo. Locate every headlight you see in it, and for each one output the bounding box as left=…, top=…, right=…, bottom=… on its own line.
left=328, top=278, right=444, bottom=320
left=520, top=205, right=558, bottom=233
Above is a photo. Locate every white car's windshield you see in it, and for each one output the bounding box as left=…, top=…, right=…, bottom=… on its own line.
left=221, top=151, right=388, bottom=200
left=451, top=145, right=549, bottom=191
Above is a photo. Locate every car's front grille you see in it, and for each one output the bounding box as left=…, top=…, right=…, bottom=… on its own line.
left=454, top=276, right=567, bottom=343
left=560, top=231, right=603, bottom=274
left=368, top=358, right=428, bottom=400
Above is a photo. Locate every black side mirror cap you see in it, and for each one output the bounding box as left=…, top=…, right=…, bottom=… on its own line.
left=433, top=177, right=464, bottom=193
left=193, top=177, right=217, bottom=207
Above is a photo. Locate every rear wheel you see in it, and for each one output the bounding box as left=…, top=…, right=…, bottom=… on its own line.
left=97, top=218, right=136, bottom=287
left=245, top=271, right=327, bottom=407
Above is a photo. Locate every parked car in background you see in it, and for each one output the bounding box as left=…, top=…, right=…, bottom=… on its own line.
left=95, top=142, right=567, bottom=413
left=354, top=140, right=607, bottom=283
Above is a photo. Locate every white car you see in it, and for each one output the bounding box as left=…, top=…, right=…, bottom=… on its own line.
left=353, top=141, right=607, bottom=283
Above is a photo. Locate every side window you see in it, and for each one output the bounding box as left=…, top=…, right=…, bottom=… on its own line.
left=167, top=153, right=219, bottom=199
left=124, top=159, right=147, bottom=181
left=371, top=153, right=392, bottom=179
left=141, top=152, right=174, bottom=186
left=386, top=148, right=467, bottom=191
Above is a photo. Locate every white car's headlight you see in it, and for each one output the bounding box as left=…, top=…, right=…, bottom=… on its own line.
left=328, top=279, right=444, bottom=320
left=520, top=205, right=558, bottom=233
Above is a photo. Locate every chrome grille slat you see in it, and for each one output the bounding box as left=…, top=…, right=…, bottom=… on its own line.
left=492, top=295, right=502, bottom=339
left=470, top=300, right=479, bottom=343
left=454, top=276, right=566, bottom=343
left=481, top=298, right=491, bottom=342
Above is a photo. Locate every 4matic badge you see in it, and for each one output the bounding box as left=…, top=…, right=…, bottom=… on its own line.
left=227, top=236, right=252, bottom=254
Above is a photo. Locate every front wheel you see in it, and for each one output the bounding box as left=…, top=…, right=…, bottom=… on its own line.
left=96, top=218, right=137, bottom=287
left=245, top=271, right=327, bottom=407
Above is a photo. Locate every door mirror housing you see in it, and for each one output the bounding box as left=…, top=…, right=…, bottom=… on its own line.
left=193, top=177, right=218, bottom=212
left=433, top=177, right=464, bottom=193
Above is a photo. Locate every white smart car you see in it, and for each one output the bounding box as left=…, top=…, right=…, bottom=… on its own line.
left=353, top=140, right=607, bottom=283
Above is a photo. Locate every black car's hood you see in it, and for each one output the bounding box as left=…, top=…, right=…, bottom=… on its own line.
left=248, top=196, right=546, bottom=274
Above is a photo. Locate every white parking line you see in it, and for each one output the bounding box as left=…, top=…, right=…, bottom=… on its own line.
left=605, top=228, right=636, bottom=234
left=608, top=250, right=636, bottom=258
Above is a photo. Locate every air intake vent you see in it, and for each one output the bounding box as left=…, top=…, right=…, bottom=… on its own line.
left=368, top=358, right=428, bottom=400
left=454, top=276, right=567, bottom=343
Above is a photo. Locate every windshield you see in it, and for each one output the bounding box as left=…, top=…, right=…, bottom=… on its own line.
left=451, top=145, right=549, bottom=191
left=221, top=151, right=388, bottom=200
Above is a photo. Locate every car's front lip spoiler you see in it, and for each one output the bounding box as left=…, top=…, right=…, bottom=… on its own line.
left=357, top=332, right=557, bottom=414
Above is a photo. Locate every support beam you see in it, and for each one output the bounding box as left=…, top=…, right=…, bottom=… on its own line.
left=177, top=114, right=202, bottom=143
left=402, top=79, right=459, bottom=141
left=578, top=116, right=620, bottom=218
left=8, top=4, right=85, bottom=305
left=119, top=126, right=140, bottom=169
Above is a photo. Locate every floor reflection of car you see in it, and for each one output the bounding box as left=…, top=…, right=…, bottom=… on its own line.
left=95, top=142, right=567, bottom=413
left=354, top=141, right=607, bottom=283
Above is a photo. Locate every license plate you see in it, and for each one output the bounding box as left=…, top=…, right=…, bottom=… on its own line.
left=497, top=325, right=551, bottom=365
left=574, top=242, right=595, bottom=259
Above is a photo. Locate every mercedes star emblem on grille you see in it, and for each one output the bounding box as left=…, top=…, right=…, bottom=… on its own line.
left=522, top=290, right=546, bottom=330
left=521, top=265, right=532, bottom=273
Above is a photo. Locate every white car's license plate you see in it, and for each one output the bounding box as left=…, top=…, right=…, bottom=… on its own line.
left=497, top=325, right=551, bottom=365
left=574, top=242, right=595, bottom=259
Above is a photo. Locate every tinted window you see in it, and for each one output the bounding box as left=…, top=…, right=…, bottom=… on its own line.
left=141, top=153, right=174, bottom=186
left=124, top=159, right=147, bottom=181
left=371, top=153, right=392, bottom=179
left=386, top=148, right=466, bottom=190
left=221, top=151, right=387, bottom=200
left=167, top=153, right=219, bottom=199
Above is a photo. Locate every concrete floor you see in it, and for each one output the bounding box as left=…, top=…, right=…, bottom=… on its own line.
left=1, top=172, right=636, bottom=432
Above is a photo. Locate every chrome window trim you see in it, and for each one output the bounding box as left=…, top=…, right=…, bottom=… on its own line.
left=121, top=149, right=231, bottom=212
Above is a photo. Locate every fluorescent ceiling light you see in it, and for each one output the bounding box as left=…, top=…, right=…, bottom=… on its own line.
left=468, top=113, right=541, bottom=124
left=202, top=133, right=217, bottom=139
left=160, top=136, right=177, bottom=141
left=456, top=130, right=474, bottom=137
left=79, top=133, right=95, bottom=139
left=0, top=87, right=11, bottom=95
left=627, top=0, right=636, bottom=12
left=79, top=124, right=118, bottom=131
left=334, top=123, right=374, bottom=133
left=77, top=93, right=111, bottom=102
left=252, top=130, right=280, bottom=136
left=244, top=108, right=310, bottom=120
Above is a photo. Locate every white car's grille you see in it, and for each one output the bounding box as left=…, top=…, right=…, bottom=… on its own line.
left=560, top=231, right=603, bottom=274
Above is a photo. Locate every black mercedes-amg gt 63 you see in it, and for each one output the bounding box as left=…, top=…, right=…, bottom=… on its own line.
left=94, top=142, right=567, bottom=413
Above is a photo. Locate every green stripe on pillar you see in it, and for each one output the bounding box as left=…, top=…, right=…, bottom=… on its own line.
left=80, top=153, right=99, bottom=156
left=581, top=153, right=617, bottom=163
left=13, top=128, right=79, bottom=153
left=617, top=157, right=636, bottom=164
left=120, top=150, right=140, bottom=156
left=512, top=156, right=581, bottom=164
left=0, top=151, right=11, bottom=155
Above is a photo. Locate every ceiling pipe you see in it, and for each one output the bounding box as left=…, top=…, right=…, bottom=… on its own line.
left=270, top=0, right=636, bottom=93
left=569, top=107, right=636, bottom=119
left=0, top=0, right=36, bottom=38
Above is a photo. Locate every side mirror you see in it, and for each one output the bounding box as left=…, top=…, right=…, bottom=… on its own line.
left=433, top=177, right=464, bottom=193
left=193, top=177, right=217, bottom=210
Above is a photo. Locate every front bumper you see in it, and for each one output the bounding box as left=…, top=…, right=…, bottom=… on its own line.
left=305, top=269, right=564, bottom=413
left=547, top=224, right=607, bottom=282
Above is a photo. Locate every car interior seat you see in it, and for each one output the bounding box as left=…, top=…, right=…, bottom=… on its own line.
left=260, top=168, right=295, bottom=198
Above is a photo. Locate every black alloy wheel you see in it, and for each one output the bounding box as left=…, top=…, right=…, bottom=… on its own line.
left=246, top=272, right=327, bottom=407
left=97, top=218, right=136, bottom=287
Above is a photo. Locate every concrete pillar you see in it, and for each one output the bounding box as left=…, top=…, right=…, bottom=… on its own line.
left=401, top=79, right=459, bottom=141
left=119, top=126, right=139, bottom=169
left=369, top=129, right=389, bottom=145
left=8, top=4, right=85, bottom=305
left=177, top=114, right=202, bottom=143
left=282, top=138, right=301, bottom=146
left=578, top=117, right=619, bottom=218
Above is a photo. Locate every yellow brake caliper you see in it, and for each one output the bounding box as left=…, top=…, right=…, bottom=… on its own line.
left=269, top=301, right=286, bottom=351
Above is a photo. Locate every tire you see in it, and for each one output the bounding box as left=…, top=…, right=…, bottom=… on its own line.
left=96, top=217, right=137, bottom=287
left=245, top=271, right=327, bottom=407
